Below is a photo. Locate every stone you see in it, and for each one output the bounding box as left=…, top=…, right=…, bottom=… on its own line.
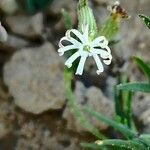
left=0, top=123, right=9, bottom=139
left=49, top=0, right=77, bottom=15
left=105, top=76, right=117, bottom=98
left=63, top=81, right=114, bottom=132
left=133, top=93, right=150, bottom=133
left=7, top=35, right=29, bottom=49
left=4, top=43, right=65, bottom=114
left=0, top=22, right=8, bottom=42
left=15, top=121, right=79, bottom=150
left=6, top=13, right=44, bottom=37
left=0, top=99, right=15, bottom=139
left=46, top=0, right=77, bottom=32
left=85, top=86, right=114, bottom=129
left=0, top=0, right=18, bottom=14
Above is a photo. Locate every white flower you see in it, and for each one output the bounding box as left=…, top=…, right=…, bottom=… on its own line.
left=58, top=25, right=112, bottom=75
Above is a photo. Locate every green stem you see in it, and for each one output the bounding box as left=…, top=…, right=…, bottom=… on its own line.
left=64, top=68, right=105, bottom=139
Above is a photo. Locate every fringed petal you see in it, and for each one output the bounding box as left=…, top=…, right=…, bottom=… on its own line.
left=67, top=29, right=84, bottom=43
left=75, top=55, right=87, bottom=75
left=103, top=55, right=112, bottom=65
left=65, top=52, right=80, bottom=68
left=90, top=48, right=110, bottom=57
left=59, top=36, right=81, bottom=48
left=93, top=54, right=104, bottom=75
left=82, top=25, right=89, bottom=43
left=91, top=36, right=108, bottom=48
left=58, top=45, right=78, bottom=56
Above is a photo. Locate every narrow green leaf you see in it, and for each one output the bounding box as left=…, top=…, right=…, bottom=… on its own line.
left=133, top=56, right=150, bottom=83
left=117, top=83, right=150, bottom=93
left=99, top=17, right=119, bottom=41
left=139, top=14, right=150, bottom=29
left=81, top=139, right=147, bottom=150
left=26, top=0, right=35, bottom=13
left=109, top=40, right=120, bottom=46
left=80, top=143, right=103, bottom=150
left=114, top=76, right=128, bottom=126
left=61, top=9, right=74, bottom=61
left=83, top=106, right=137, bottom=139
left=139, top=134, right=150, bottom=147
left=64, top=69, right=105, bottom=139
left=114, top=75, right=136, bottom=131
left=61, top=9, right=72, bottom=29
left=101, top=139, right=146, bottom=150
left=18, top=0, right=53, bottom=14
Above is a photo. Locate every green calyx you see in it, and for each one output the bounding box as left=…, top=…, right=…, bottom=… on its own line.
left=83, top=45, right=91, bottom=52
left=77, top=0, right=97, bottom=37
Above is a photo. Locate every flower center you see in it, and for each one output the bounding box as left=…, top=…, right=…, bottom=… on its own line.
left=83, top=45, right=91, bottom=52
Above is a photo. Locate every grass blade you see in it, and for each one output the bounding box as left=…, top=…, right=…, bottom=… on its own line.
left=99, top=17, right=119, bottom=41
left=138, top=134, right=150, bottom=147
left=139, top=14, right=150, bottom=29
left=83, top=106, right=137, bottom=139
left=64, top=69, right=105, bottom=139
left=133, top=56, right=150, bottom=82
left=117, top=83, right=150, bottom=92
left=81, top=139, right=146, bottom=150
left=61, top=9, right=72, bottom=30
left=114, top=75, right=134, bottom=129
left=80, top=143, right=104, bottom=150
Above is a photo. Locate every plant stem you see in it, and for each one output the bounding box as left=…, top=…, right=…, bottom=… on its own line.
left=64, top=68, right=105, bottom=139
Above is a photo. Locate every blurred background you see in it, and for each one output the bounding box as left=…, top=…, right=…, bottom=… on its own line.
left=0, top=0, right=150, bottom=149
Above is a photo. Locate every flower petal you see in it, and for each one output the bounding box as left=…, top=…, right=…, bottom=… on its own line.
left=90, top=48, right=111, bottom=57
left=67, top=29, right=84, bottom=43
left=103, top=55, right=112, bottom=65
left=65, top=52, right=80, bottom=68
left=104, top=46, right=111, bottom=53
left=103, top=59, right=112, bottom=65
left=58, top=45, right=78, bottom=56
left=75, top=55, right=87, bottom=75
left=91, top=36, right=108, bottom=48
left=93, top=54, right=104, bottom=75
left=59, top=37, right=81, bottom=48
left=82, top=25, right=89, bottom=43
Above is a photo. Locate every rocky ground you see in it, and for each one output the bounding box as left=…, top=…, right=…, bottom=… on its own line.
left=0, top=0, right=150, bottom=150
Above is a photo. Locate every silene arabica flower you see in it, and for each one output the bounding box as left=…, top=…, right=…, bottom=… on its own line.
left=58, top=25, right=112, bottom=75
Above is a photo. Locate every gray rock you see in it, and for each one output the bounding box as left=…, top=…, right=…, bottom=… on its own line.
left=0, top=0, right=18, bottom=14
left=0, top=123, right=9, bottom=139
left=4, top=43, right=65, bottom=114
left=49, top=0, right=77, bottom=15
left=6, top=13, right=44, bottom=37
left=0, top=100, right=15, bottom=139
left=15, top=121, right=79, bottom=150
left=0, top=22, right=8, bottom=42
left=47, top=0, right=77, bottom=32
left=63, top=81, right=114, bottom=132
left=105, top=76, right=117, bottom=98
left=7, top=35, right=29, bottom=49
left=133, top=93, right=150, bottom=133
